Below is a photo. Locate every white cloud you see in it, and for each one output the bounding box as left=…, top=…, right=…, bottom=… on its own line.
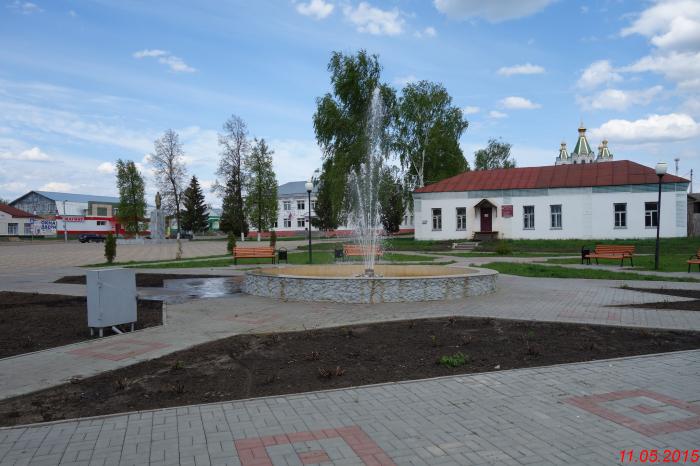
left=268, top=139, right=322, bottom=185
left=7, top=1, right=42, bottom=14
left=414, top=26, right=437, bottom=38
left=488, top=110, right=508, bottom=119
left=394, top=75, right=417, bottom=87
left=497, top=63, right=545, bottom=76
left=621, top=0, right=700, bottom=51
left=133, top=49, right=196, bottom=73
left=463, top=106, right=480, bottom=115
left=0, top=181, right=27, bottom=193
left=589, top=113, right=700, bottom=143
left=296, top=0, right=334, bottom=19
left=0, top=146, right=50, bottom=161
left=576, top=86, right=663, bottom=111
left=97, top=162, right=115, bottom=174
left=40, top=182, right=73, bottom=192
left=343, top=2, right=404, bottom=36
left=577, top=60, right=622, bottom=89
left=500, top=96, right=541, bottom=109
left=621, top=51, right=700, bottom=91
left=433, top=0, right=555, bottom=22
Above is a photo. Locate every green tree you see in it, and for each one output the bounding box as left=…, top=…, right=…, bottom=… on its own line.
left=115, top=159, right=147, bottom=236
left=313, top=50, right=395, bottom=220
left=150, top=129, right=187, bottom=238
left=394, top=80, right=469, bottom=188
left=226, top=232, right=236, bottom=254
left=181, top=176, right=209, bottom=234
left=245, top=139, right=278, bottom=241
left=474, top=138, right=516, bottom=170
left=216, top=115, right=249, bottom=238
left=378, top=168, right=405, bottom=235
left=104, top=233, right=117, bottom=264
left=310, top=177, right=340, bottom=233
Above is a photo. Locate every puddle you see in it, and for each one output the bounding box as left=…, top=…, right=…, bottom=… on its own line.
left=143, top=277, right=242, bottom=303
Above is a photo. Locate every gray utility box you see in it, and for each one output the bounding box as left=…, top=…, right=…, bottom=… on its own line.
left=87, top=268, right=137, bottom=332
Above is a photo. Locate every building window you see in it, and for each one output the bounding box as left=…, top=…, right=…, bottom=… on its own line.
left=96, top=207, right=108, bottom=216
left=410, top=215, right=414, bottom=226
left=432, top=208, right=442, bottom=231
left=614, top=203, right=627, bottom=228
left=297, top=218, right=305, bottom=228
left=273, top=220, right=278, bottom=228
left=550, top=205, right=562, bottom=229
left=283, top=201, right=291, bottom=211
left=311, top=200, right=317, bottom=210
left=456, top=207, right=466, bottom=230
left=24, top=223, right=32, bottom=235
left=7, top=223, right=18, bottom=235
left=297, top=200, right=305, bottom=210
left=523, top=206, right=535, bottom=229
left=96, top=220, right=107, bottom=226
left=283, top=218, right=292, bottom=228
left=645, top=202, right=658, bottom=228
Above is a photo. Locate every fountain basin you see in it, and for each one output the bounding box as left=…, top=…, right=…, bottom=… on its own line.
left=244, top=264, right=497, bottom=304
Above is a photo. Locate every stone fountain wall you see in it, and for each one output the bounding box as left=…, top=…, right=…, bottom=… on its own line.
left=244, top=267, right=497, bottom=304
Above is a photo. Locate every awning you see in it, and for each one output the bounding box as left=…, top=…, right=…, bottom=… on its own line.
left=474, top=199, right=497, bottom=217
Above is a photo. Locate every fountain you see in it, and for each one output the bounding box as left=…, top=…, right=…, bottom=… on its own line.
left=244, top=88, right=497, bottom=303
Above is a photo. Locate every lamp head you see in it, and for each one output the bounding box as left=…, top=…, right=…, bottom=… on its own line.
left=655, top=162, right=668, bottom=176
left=305, top=180, right=313, bottom=192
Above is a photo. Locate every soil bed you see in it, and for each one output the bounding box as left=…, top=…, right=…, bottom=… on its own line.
left=56, top=273, right=231, bottom=288
left=615, top=287, right=700, bottom=312
left=1, top=316, right=699, bottom=426
left=0, top=292, right=162, bottom=359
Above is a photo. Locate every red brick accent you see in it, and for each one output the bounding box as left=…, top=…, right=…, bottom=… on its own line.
left=234, top=425, right=395, bottom=466
left=565, top=389, right=700, bottom=437
left=67, top=339, right=170, bottom=361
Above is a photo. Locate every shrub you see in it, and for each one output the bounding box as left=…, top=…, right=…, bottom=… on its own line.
left=269, top=230, right=277, bottom=248
left=495, top=241, right=513, bottom=255
left=438, top=352, right=468, bottom=368
left=104, top=233, right=117, bottom=264
left=226, top=232, right=236, bottom=254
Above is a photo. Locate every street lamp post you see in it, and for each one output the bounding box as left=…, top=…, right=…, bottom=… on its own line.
left=654, top=162, right=667, bottom=270
left=63, top=200, right=68, bottom=243
left=305, top=180, right=313, bottom=264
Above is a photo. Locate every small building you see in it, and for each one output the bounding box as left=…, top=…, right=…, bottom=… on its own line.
left=688, top=194, right=700, bottom=237
left=10, top=191, right=121, bottom=237
left=0, top=204, right=39, bottom=237
left=413, top=160, right=688, bottom=240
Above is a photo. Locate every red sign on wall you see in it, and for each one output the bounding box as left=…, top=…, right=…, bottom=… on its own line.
left=501, top=205, right=513, bottom=218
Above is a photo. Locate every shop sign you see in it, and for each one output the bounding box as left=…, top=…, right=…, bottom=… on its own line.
left=501, top=205, right=513, bottom=218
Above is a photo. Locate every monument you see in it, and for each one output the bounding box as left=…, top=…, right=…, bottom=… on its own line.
left=150, top=192, right=166, bottom=241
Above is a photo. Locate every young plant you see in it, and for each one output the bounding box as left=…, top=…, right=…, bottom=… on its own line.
left=438, top=352, right=468, bottom=368
left=226, top=232, right=236, bottom=254
left=104, top=233, right=117, bottom=264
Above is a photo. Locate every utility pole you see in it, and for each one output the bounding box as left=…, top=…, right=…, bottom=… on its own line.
left=63, top=200, right=68, bottom=243
left=674, top=158, right=679, bottom=175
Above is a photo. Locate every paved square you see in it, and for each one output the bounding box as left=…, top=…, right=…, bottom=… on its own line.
left=234, top=426, right=396, bottom=466
left=565, top=389, right=700, bottom=437
left=67, top=338, right=170, bottom=361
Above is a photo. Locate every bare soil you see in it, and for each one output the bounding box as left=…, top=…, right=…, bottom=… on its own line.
left=615, top=287, right=700, bottom=311
left=0, top=292, right=162, bottom=359
left=1, top=316, right=698, bottom=426
left=55, top=273, right=230, bottom=288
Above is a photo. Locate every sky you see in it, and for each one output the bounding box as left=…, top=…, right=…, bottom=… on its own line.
left=1, top=0, right=699, bottom=207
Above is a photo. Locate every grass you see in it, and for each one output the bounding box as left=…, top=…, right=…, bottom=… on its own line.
left=438, top=352, right=468, bottom=368
left=443, top=251, right=575, bottom=258
left=480, top=262, right=699, bottom=282
left=478, top=237, right=700, bottom=255
left=547, top=253, right=697, bottom=273
left=297, top=237, right=456, bottom=252
left=128, top=251, right=440, bottom=269
left=83, top=254, right=229, bottom=268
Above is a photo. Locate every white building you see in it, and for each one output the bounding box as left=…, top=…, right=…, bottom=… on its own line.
left=413, top=160, right=688, bottom=241
left=0, top=204, right=39, bottom=237
left=555, top=123, right=613, bottom=165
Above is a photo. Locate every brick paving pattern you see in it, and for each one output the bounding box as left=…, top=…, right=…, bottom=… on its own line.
left=1, top=350, right=698, bottom=465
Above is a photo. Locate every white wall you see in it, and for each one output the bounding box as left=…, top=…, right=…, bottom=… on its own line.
left=414, top=185, right=687, bottom=240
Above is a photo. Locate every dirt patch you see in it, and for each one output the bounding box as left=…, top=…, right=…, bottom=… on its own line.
left=616, top=287, right=700, bottom=311
left=55, top=273, right=233, bottom=288
left=1, top=316, right=698, bottom=426
left=0, top=292, right=162, bottom=359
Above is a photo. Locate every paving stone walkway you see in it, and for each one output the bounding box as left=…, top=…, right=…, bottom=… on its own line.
left=1, top=350, right=698, bottom=466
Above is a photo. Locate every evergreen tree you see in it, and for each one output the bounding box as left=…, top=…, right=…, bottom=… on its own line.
left=115, top=159, right=147, bottom=236
left=219, top=178, right=248, bottom=236
left=244, top=139, right=278, bottom=240
left=104, top=233, right=117, bottom=264
left=181, top=176, right=209, bottom=233
left=216, top=115, right=249, bottom=238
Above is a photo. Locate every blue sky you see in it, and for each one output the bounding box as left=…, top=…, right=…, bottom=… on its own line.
left=1, top=0, right=699, bottom=206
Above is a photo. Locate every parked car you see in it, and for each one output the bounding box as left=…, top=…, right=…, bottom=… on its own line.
left=78, top=233, right=106, bottom=243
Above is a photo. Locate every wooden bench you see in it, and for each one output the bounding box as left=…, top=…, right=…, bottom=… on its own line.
left=341, top=244, right=383, bottom=261
left=232, top=247, right=276, bottom=265
left=585, top=245, right=635, bottom=267
left=687, top=248, right=700, bottom=272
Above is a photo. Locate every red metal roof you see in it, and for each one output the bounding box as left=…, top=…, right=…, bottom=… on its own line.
left=415, top=160, right=688, bottom=193
left=0, top=204, right=38, bottom=218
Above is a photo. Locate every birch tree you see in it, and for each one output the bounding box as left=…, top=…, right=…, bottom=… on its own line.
left=150, top=129, right=187, bottom=240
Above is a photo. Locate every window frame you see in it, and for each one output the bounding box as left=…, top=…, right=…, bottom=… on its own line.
left=7, top=223, right=18, bottom=235
left=614, top=203, right=627, bottom=228
left=432, top=208, right=442, bottom=231
left=645, top=201, right=658, bottom=228
left=283, top=201, right=291, bottom=211
left=456, top=207, right=467, bottom=231
left=283, top=218, right=292, bottom=228
left=523, top=205, right=535, bottom=230
left=296, top=218, right=305, bottom=228
left=297, top=200, right=305, bottom=211
left=550, top=204, right=562, bottom=229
